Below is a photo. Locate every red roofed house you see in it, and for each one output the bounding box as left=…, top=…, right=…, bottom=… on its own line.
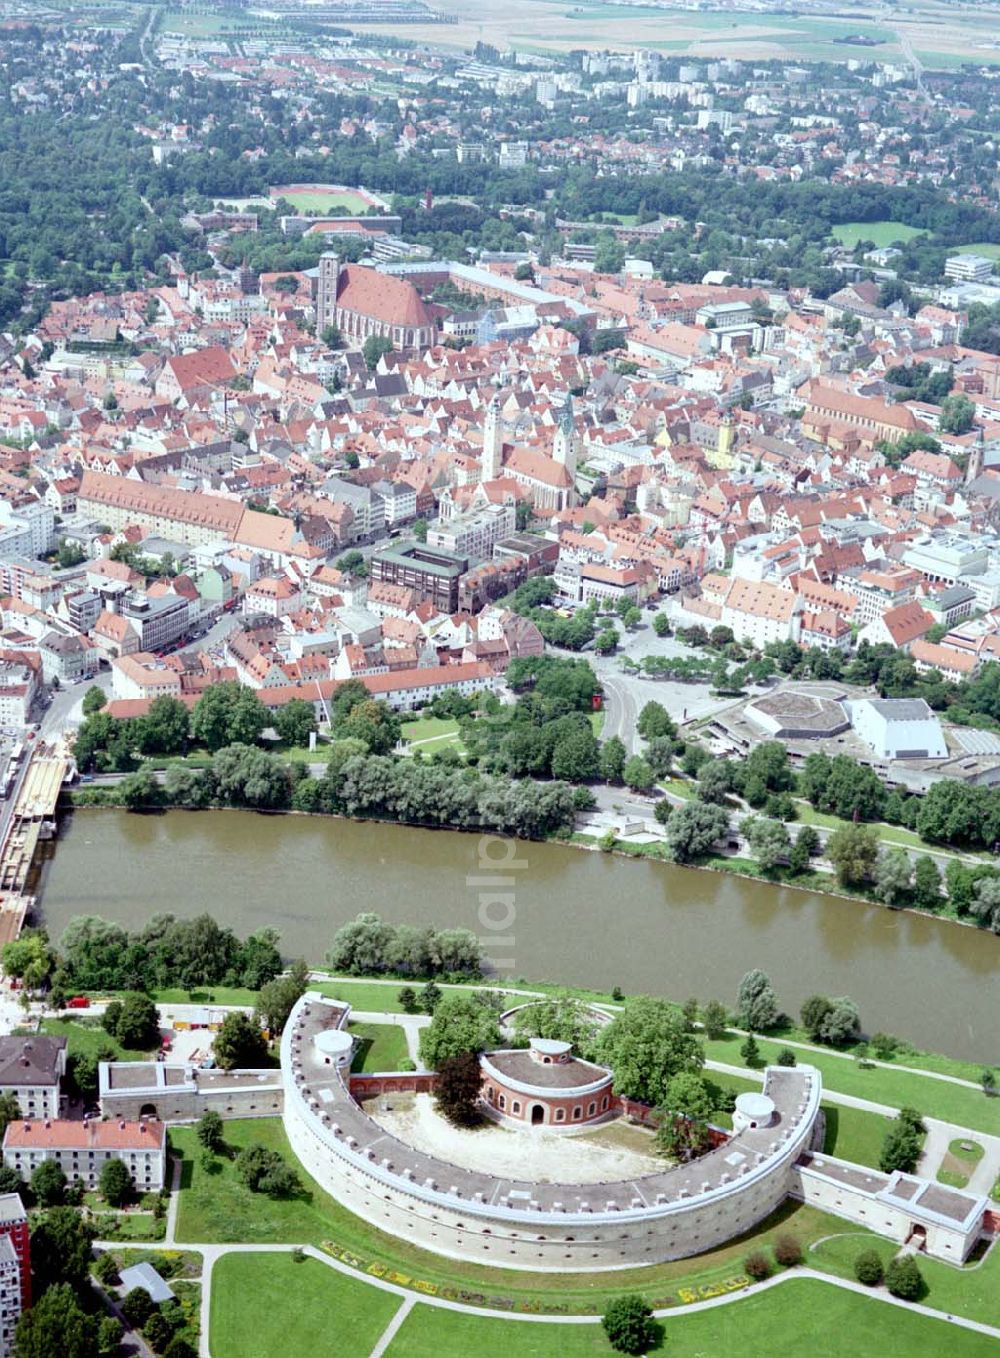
left=155, top=346, right=238, bottom=403
left=315, top=254, right=434, bottom=351
left=860, top=599, right=934, bottom=653
left=3, top=1118, right=166, bottom=1192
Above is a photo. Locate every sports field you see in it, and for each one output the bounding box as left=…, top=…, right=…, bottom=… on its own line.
left=269, top=187, right=373, bottom=214
left=831, top=222, right=926, bottom=249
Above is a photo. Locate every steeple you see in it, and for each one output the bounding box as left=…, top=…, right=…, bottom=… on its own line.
left=482, top=391, right=503, bottom=481
left=965, top=423, right=984, bottom=487
left=553, top=392, right=577, bottom=475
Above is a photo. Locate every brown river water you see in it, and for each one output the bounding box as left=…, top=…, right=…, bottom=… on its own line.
left=34, top=809, right=1000, bottom=1063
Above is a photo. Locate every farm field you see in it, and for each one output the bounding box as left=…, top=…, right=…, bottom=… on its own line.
left=831, top=222, right=926, bottom=248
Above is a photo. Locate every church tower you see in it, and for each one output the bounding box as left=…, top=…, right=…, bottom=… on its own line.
left=553, top=393, right=577, bottom=476
left=482, top=392, right=504, bottom=481
left=966, top=424, right=985, bottom=487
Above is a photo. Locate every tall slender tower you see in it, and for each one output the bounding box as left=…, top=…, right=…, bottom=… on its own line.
left=553, top=392, right=577, bottom=476
left=482, top=392, right=504, bottom=480
left=965, top=424, right=984, bottom=487
left=316, top=252, right=341, bottom=336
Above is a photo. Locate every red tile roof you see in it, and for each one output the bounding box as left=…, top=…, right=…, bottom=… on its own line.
left=336, top=266, right=432, bottom=330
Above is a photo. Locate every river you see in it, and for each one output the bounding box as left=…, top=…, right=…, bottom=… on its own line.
left=34, top=809, right=1000, bottom=1063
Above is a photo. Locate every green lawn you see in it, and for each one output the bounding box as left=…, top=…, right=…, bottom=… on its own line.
left=349, top=1020, right=411, bottom=1073
left=172, top=1119, right=865, bottom=1314
left=701, top=1034, right=1000, bottom=1138
left=810, top=1230, right=1000, bottom=1328
left=937, top=1137, right=986, bottom=1188
left=949, top=243, right=1000, bottom=261
left=151, top=986, right=258, bottom=1008
left=40, top=1017, right=153, bottom=1062
left=831, top=221, right=925, bottom=249
left=400, top=717, right=465, bottom=756
left=272, top=189, right=371, bottom=214
left=210, top=1253, right=400, bottom=1358
left=385, top=1278, right=996, bottom=1357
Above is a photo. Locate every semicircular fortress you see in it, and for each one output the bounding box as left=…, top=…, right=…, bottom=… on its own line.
left=282, top=993, right=824, bottom=1271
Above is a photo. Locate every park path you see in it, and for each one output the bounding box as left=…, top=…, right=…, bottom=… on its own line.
left=94, top=1236, right=1000, bottom=1356
left=350, top=1009, right=429, bottom=1070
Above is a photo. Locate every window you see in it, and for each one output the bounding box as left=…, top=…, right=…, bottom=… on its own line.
left=555, top=1109, right=565, bottom=1122
left=587, top=1102, right=596, bottom=1116
left=512, top=1101, right=521, bottom=1115
left=572, top=1107, right=582, bottom=1121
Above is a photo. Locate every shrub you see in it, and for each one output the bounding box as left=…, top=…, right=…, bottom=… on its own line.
left=885, top=1255, right=923, bottom=1300
left=397, top=986, right=418, bottom=1013
left=773, top=1234, right=802, bottom=1267
left=776, top=1048, right=796, bottom=1067
left=743, top=1250, right=771, bottom=1281
left=122, top=1287, right=156, bottom=1327
left=399, top=1058, right=416, bottom=1072
left=600, top=1294, right=656, bottom=1355
left=854, top=1249, right=884, bottom=1286
left=93, top=1252, right=119, bottom=1286
left=740, top=1034, right=762, bottom=1068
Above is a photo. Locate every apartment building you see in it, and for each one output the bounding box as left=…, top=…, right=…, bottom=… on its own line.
left=3, top=1118, right=166, bottom=1193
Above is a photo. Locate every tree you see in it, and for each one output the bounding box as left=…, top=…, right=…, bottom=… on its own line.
left=663, top=801, right=730, bottom=862
left=30, top=1208, right=95, bottom=1294
left=652, top=614, right=670, bottom=637
left=320, top=324, right=343, bottom=349
left=776, top=1048, right=796, bottom=1067
left=817, top=996, right=860, bottom=1046
left=600, top=1295, right=656, bottom=1356
left=970, top=875, right=1000, bottom=933
left=912, top=856, right=942, bottom=909
left=736, top=969, right=778, bottom=1032
left=143, top=1313, right=172, bottom=1352
left=419, top=980, right=442, bottom=1014
left=697, top=759, right=734, bottom=805
left=434, top=1051, right=482, bottom=1127
left=879, top=1108, right=925, bottom=1173
left=745, top=817, right=791, bottom=871
left=800, top=995, right=834, bottom=1042
left=326, top=912, right=396, bottom=974
left=513, top=995, right=598, bottom=1049
left=826, top=823, right=879, bottom=887
left=599, top=735, right=627, bottom=784
left=31, top=1159, right=67, bottom=1208
left=873, top=848, right=912, bottom=907
left=938, top=393, right=975, bottom=435
left=636, top=702, right=675, bottom=741
left=98, top=1157, right=132, bottom=1208
left=623, top=755, right=655, bottom=791
left=82, top=686, right=106, bottom=716
left=255, top=961, right=309, bottom=1038
left=97, top=1316, right=123, bottom=1357
left=774, top=1234, right=803, bottom=1267
left=701, top=1000, right=728, bottom=1040
left=121, top=1287, right=155, bottom=1327
left=140, top=696, right=191, bottom=755
left=211, top=745, right=290, bottom=810
left=854, top=1249, right=885, bottom=1286
left=885, top=1255, right=923, bottom=1300
left=195, top=1110, right=225, bottom=1154
left=192, top=683, right=267, bottom=752
left=592, top=996, right=703, bottom=1108
left=212, top=1012, right=267, bottom=1070
left=234, top=1143, right=298, bottom=1196
left=741, top=1034, right=762, bottom=1067
left=163, top=1340, right=197, bottom=1358
left=114, top=992, right=159, bottom=1050
left=117, top=765, right=160, bottom=812
left=13, top=1283, right=98, bottom=1358
left=275, top=699, right=317, bottom=748
left=419, top=994, right=501, bottom=1068
left=398, top=986, right=418, bottom=1013
left=362, top=335, right=393, bottom=370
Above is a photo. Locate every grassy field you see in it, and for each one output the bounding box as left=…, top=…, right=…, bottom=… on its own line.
left=349, top=1020, right=410, bottom=1073
left=831, top=222, right=926, bottom=249
left=152, top=986, right=258, bottom=1008
left=810, top=1230, right=999, bottom=1327
left=701, top=1033, right=1000, bottom=1138
left=949, top=243, right=1000, bottom=261
left=272, top=189, right=371, bottom=214
left=937, top=1137, right=985, bottom=1188
left=40, top=1016, right=154, bottom=1062
left=172, top=1119, right=868, bottom=1314
left=210, top=1253, right=400, bottom=1358
left=384, top=1278, right=997, bottom=1358
left=400, top=717, right=465, bottom=755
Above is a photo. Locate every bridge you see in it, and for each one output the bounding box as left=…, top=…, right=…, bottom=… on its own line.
left=0, top=742, right=69, bottom=946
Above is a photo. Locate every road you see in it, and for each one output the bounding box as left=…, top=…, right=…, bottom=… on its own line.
left=591, top=615, right=754, bottom=752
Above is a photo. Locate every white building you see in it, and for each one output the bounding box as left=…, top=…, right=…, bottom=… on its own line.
left=944, top=254, right=995, bottom=284
left=2, top=1118, right=166, bottom=1193
left=849, top=698, right=947, bottom=760
left=0, top=1037, right=66, bottom=1120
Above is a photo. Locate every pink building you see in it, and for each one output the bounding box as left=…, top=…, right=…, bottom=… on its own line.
left=480, top=1039, right=614, bottom=1128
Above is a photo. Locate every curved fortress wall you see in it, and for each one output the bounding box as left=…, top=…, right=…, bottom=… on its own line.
left=282, top=994, right=823, bottom=1272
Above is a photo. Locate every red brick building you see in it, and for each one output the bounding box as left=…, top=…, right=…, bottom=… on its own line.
left=480, top=1039, right=614, bottom=1127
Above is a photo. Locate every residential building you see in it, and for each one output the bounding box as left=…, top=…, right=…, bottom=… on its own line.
left=0, top=1235, right=21, bottom=1358
left=3, top=1118, right=166, bottom=1193
left=0, top=1037, right=66, bottom=1120
left=720, top=578, right=801, bottom=647
left=0, top=1194, right=30, bottom=1312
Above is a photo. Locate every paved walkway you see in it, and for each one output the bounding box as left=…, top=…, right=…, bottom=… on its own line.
left=98, top=1236, right=1000, bottom=1357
